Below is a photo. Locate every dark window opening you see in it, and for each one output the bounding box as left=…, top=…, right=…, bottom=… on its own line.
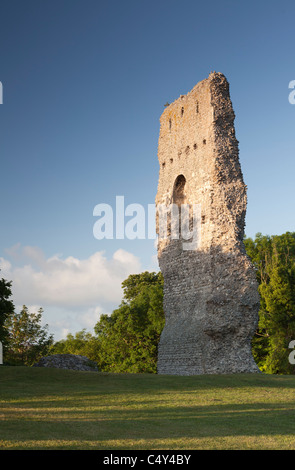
left=173, top=174, right=187, bottom=206
left=171, top=175, right=189, bottom=239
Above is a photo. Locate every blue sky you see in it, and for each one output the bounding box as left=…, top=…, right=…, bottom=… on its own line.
left=0, top=0, right=294, bottom=339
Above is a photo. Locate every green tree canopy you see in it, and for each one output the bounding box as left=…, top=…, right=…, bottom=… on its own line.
left=94, top=271, right=165, bottom=373
left=244, top=232, right=295, bottom=374
left=0, top=273, right=14, bottom=346
left=50, top=329, right=101, bottom=364
left=5, top=305, right=54, bottom=366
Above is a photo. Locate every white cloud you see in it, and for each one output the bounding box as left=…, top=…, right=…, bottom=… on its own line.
left=0, top=245, right=142, bottom=340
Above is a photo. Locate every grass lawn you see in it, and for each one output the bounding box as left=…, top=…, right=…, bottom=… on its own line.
left=1, top=366, right=295, bottom=450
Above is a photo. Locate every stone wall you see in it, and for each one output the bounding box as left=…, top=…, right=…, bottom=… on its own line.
left=33, top=354, right=99, bottom=372
left=156, top=72, right=260, bottom=375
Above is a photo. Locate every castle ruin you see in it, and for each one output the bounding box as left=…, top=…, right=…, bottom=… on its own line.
left=156, top=72, right=260, bottom=375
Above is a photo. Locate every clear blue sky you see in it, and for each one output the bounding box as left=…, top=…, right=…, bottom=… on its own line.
left=0, top=0, right=294, bottom=339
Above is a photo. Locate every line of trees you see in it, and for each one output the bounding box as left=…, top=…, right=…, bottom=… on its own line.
left=0, top=277, right=53, bottom=365
left=51, top=271, right=165, bottom=373
left=1, top=231, right=295, bottom=374
left=244, top=232, right=295, bottom=374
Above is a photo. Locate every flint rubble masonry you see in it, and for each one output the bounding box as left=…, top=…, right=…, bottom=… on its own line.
left=156, top=72, right=260, bottom=375
left=33, top=354, right=99, bottom=371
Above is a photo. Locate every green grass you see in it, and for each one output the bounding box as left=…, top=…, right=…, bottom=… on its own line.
left=1, top=366, right=295, bottom=450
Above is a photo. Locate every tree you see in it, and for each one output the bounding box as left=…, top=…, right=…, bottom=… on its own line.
left=50, top=329, right=101, bottom=364
left=244, top=232, right=295, bottom=374
left=5, top=305, right=54, bottom=366
left=0, top=273, right=14, bottom=346
left=121, top=271, right=163, bottom=302
left=94, top=271, right=165, bottom=373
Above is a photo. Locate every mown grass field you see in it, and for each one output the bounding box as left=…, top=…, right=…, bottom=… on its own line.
left=1, top=366, right=295, bottom=450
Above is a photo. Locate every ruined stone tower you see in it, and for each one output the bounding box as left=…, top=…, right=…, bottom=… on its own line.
left=156, top=72, right=260, bottom=375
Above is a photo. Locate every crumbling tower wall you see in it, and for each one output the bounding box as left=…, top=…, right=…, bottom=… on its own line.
left=156, top=72, right=260, bottom=375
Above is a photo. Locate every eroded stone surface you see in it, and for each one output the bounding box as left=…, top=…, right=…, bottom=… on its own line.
left=156, top=72, right=260, bottom=375
left=33, top=354, right=99, bottom=371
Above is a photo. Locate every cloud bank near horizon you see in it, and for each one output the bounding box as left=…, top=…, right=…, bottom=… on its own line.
left=0, top=244, right=155, bottom=340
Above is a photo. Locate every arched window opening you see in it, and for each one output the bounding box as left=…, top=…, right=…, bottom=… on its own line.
left=171, top=175, right=195, bottom=242
left=173, top=174, right=186, bottom=206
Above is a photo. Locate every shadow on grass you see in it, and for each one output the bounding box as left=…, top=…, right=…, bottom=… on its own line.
left=2, top=401, right=295, bottom=442
left=2, top=367, right=295, bottom=450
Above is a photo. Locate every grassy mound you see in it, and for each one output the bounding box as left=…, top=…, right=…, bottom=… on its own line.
left=1, top=366, right=295, bottom=450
